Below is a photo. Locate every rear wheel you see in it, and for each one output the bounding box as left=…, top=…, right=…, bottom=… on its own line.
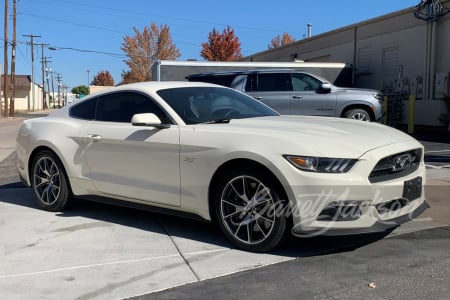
left=214, top=168, right=288, bottom=252
left=344, top=108, right=371, bottom=121
left=31, top=150, right=72, bottom=212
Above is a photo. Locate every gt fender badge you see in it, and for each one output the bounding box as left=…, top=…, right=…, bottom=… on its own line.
left=184, top=157, right=196, bottom=164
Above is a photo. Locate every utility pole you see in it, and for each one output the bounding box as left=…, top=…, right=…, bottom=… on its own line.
left=50, top=69, right=55, bottom=107
left=39, top=43, right=49, bottom=109
left=10, top=0, right=17, bottom=117
left=3, top=0, right=9, bottom=118
left=56, top=73, right=62, bottom=107
left=62, top=84, right=68, bottom=106
left=42, top=56, right=51, bottom=107
left=23, top=34, right=41, bottom=111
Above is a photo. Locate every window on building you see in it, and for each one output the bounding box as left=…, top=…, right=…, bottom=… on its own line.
left=382, top=46, right=400, bottom=76
left=358, top=46, right=372, bottom=74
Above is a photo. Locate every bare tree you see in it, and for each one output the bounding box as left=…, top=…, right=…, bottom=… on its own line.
left=201, top=26, right=242, bottom=61
left=121, top=23, right=180, bottom=83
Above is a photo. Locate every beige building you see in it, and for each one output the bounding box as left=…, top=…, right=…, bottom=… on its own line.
left=1, top=75, right=45, bottom=114
left=242, top=1, right=450, bottom=126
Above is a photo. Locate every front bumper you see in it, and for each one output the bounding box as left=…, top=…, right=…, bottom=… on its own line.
left=280, top=140, right=427, bottom=237
left=375, top=111, right=386, bottom=123
left=292, top=200, right=429, bottom=237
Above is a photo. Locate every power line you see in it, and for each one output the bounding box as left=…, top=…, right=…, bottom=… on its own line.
left=16, top=13, right=262, bottom=55
left=40, top=0, right=303, bottom=35
left=17, top=12, right=129, bottom=35
left=2, top=35, right=126, bottom=60
left=47, top=46, right=126, bottom=59
left=18, top=12, right=202, bottom=47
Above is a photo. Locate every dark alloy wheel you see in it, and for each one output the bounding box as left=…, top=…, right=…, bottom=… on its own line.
left=214, top=168, right=288, bottom=252
left=31, top=150, right=72, bottom=212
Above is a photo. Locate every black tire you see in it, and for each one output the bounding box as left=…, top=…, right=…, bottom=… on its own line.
left=31, top=150, right=72, bottom=212
left=214, top=167, right=288, bottom=252
left=344, top=108, right=372, bottom=121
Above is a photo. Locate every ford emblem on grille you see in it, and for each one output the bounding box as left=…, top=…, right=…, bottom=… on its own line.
left=392, top=153, right=412, bottom=171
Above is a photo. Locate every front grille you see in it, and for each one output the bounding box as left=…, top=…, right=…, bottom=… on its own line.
left=369, top=149, right=421, bottom=183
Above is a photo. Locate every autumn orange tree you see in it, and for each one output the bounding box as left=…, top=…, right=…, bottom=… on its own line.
left=268, top=32, right=296, bottom=49
left=201, top=26, right=242, bottom=61
left=121, top=23, right=180, bottom=83
left=91, top=70, right=115, bottom=86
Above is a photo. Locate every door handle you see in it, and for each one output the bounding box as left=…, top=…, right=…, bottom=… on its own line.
left=86, top=134, right=102, bottom=142
left=292, top=95, right=303, bottom=99
left=253, top=96, right=263, bottom=100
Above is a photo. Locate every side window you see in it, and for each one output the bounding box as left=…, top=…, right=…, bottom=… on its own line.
left=257, top=73, right=292, bottom=92
left=95, top=92, right=170, bottom=123
left=292, top=73, right=322, bottom=91
left=189, top=75, right=236, bottom=87
left=69, top=97, right=97, bottom=120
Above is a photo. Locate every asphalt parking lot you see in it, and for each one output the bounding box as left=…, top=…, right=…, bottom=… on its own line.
left=1, top=114, right=449, bottom=299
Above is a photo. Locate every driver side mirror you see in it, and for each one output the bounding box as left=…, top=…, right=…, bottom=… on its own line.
left=317, top=83, right=332, bottom=94
left=131, top=113, right=170, bottom=129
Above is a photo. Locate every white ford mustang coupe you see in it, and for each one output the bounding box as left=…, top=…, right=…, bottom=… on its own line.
left=16, top=81, right=428, bottom=252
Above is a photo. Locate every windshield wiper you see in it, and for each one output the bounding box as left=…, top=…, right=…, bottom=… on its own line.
left=200, top=119, right=231, bottom=124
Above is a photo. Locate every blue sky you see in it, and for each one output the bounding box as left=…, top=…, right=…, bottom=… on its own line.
left=1, top=0, right=420, bottom=89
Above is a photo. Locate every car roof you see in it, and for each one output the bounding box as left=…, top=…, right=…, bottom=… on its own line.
left=117, top=81, right=222, bottom=90
left=89, top=81, right=225, bottom=96
left=74, top=81, right=230, bottom=104
left=185, top=69, right=316, bottom=79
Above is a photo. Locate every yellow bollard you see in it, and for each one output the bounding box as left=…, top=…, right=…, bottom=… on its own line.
left=408, top=95, right=415, bottom=134
left=383, top=96, right=388, bottom=125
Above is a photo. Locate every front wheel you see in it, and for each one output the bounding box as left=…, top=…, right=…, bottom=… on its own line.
left=344, top=108, right=372, bottom=121
left=31, top=150, right=72, bottom=212
left=214, top=168, right=288, bottom=252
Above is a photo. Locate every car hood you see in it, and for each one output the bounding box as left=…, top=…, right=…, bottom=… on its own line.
left=196, top=116, right=418, bottom=158
left=335, top=87, right=381, bottom=95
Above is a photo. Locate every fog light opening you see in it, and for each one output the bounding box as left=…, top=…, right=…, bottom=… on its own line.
left=376, top=198, right=410, bottom=214
left=317, top=201, right=363, bottom=221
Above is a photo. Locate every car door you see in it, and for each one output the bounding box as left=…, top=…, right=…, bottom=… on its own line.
left=82, top=91, right=181, bottom=206
left=289, top=73, right=337, bottom=116
left=244, top=73, right=292, bottom=114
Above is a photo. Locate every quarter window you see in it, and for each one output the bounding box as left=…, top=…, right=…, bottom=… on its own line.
left=69, top=97, right=97, bottom=120
left=95, top=92, right=170, bottom=123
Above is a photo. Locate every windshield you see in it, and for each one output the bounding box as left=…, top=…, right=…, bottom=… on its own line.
left=157, top=86, right=279, bottom=124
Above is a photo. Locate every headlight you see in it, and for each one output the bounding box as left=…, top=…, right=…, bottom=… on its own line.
left=284, top=155, right=357, bottom=173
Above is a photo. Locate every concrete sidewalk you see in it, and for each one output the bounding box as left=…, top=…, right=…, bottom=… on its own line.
left=0, top=110, right=52, bottom=164
left=0, top=117, right=26, bottom=164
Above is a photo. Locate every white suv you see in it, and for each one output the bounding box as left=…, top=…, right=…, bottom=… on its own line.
left=187, top=69, right=385, bottom=121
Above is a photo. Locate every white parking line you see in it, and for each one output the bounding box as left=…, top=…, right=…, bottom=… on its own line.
left=413, top=217, right=433, bottom=222
left=0, top=248, right=229, bottom=279
left=426, top=164, right=450, bottom=169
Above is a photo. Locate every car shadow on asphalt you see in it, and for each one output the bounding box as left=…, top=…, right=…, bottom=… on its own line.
left=425, top=155, right=450, bottom=164
left=1, top=184, right=392, bottom=258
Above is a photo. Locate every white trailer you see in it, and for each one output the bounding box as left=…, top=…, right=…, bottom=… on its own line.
left=151, top=60, right=354, bottom=87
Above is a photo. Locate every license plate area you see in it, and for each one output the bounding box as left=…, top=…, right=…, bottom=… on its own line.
left=403, top=176, right=422, bottom=201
